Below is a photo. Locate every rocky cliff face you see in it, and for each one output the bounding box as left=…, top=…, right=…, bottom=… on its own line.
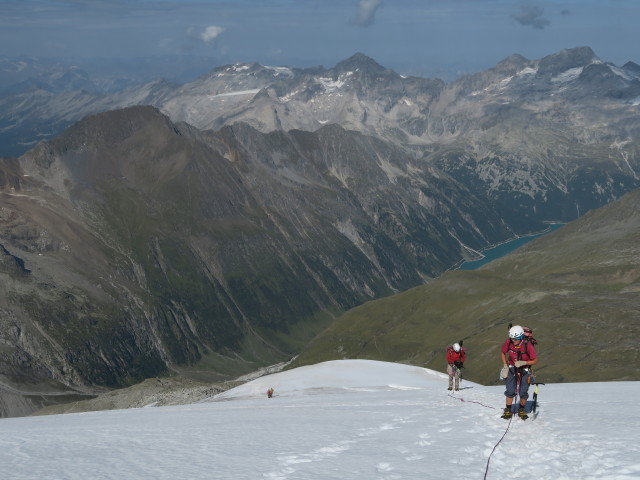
left=0, top=106, right=514, bottom=416
left=424, top=47, right=640, bottom=228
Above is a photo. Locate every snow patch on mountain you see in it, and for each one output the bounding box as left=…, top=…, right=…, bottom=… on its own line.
left=498, top=76, right=513, bottom=89
left=264, top=66, right=294, bottom=77
left=208, top=89, right=261, bottom=99
left=318, top=72, right=352, bottom=93
left=609, top=64, right=635, bottom=81
left=227, top=63, right=251, bottom=73
left=551, top=66, right=584, bottom=83
left=517, top=66, right=537, bottom=76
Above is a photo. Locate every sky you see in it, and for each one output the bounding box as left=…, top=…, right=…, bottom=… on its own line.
left=0, top=359, right=638, bottom=479
left=1, top=0, right=639, bottom=80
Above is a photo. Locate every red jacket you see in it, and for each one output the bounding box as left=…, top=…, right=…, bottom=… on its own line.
left=501, top=339, right=537, bottom=366
left=447, top=347, right=466, bottom=365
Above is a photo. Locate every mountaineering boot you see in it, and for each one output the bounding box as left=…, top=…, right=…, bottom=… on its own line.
left=501, top=407, right=513, bottom=419
left=518, top=407, right=528, bottom=420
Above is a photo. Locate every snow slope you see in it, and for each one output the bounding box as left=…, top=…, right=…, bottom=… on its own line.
left=1, top=360, right=638, bottom=480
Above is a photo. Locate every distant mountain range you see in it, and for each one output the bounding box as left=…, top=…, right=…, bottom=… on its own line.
left=1, top=47, right=639, bottom=416
left=2, top=47, right=640, bottom=228
left=0, top=54, right=219, bottom=96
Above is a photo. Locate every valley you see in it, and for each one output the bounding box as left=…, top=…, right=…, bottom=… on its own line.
left=458, top=222, right=565, bottom=270
left=0, top=47, right=639, bottom=417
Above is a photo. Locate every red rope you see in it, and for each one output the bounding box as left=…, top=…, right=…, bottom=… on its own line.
left=447, top=393, right=499, bottom=410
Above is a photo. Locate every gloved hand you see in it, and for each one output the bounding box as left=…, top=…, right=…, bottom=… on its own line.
left=514, top=360, right=527, bottom=368
left=500, top=364, right=509, bottom=379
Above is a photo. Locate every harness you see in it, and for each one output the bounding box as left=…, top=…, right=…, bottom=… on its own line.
left=508, top=338, right=535, bottom=381
left=508, top=339, right=528, bottom=362
left=447, top=346, right=464, bottom=367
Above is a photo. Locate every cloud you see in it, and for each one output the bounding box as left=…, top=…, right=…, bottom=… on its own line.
left=352, top=0, right=382, bottom=27
left=184, top=24, right=225, bottom=51
left=199, top=25, right=225, bottom=43
left=511, top=5, right=550, bottom=30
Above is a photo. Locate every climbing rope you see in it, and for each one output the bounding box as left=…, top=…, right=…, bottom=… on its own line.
left=447, top=393, right=498, bottom=410
left=483, top=414, right=513, bottom=479
left=447, top=391, right=515, bottom=480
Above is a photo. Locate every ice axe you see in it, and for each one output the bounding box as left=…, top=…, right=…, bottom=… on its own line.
left=531, top=382, right=545, bottom=419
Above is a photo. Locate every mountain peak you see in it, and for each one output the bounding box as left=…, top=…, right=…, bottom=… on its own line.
left=537, top=46, right=599, bottom=76
left=334, top=53, right=386, bottom=74
left=55, top=105, right=171, bottom=149
left=493, top=54, right=531, bottom=75
left=622, top=61, right=640, bottom=74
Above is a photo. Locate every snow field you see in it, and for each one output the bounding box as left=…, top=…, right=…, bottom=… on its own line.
left=0, top=360, right=638, bottom=480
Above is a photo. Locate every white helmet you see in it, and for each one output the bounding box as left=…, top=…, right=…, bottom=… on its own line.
left=452, top=343, right=461, bottom=352
left=509, top=325, right=525, bottom=340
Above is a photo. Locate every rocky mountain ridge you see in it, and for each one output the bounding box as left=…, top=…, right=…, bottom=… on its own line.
left=2, top=47, right=639, bottom=228
left=4, top=47, right=640, bottom=151
left=0, top=105, right=515, bottom=417
left=29, top=186, right=640, bottom=415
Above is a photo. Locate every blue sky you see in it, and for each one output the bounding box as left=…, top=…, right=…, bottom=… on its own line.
left=1, top=0, right=638, bottom=79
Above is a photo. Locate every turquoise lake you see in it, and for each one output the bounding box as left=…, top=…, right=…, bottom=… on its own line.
left=458, top=223, right=565, bottom=270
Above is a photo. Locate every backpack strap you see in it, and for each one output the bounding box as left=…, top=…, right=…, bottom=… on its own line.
left=508, top=338, right=529, bottom=362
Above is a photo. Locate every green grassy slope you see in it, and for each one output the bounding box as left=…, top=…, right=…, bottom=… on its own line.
left=291, top=189, right=640, bottom=385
